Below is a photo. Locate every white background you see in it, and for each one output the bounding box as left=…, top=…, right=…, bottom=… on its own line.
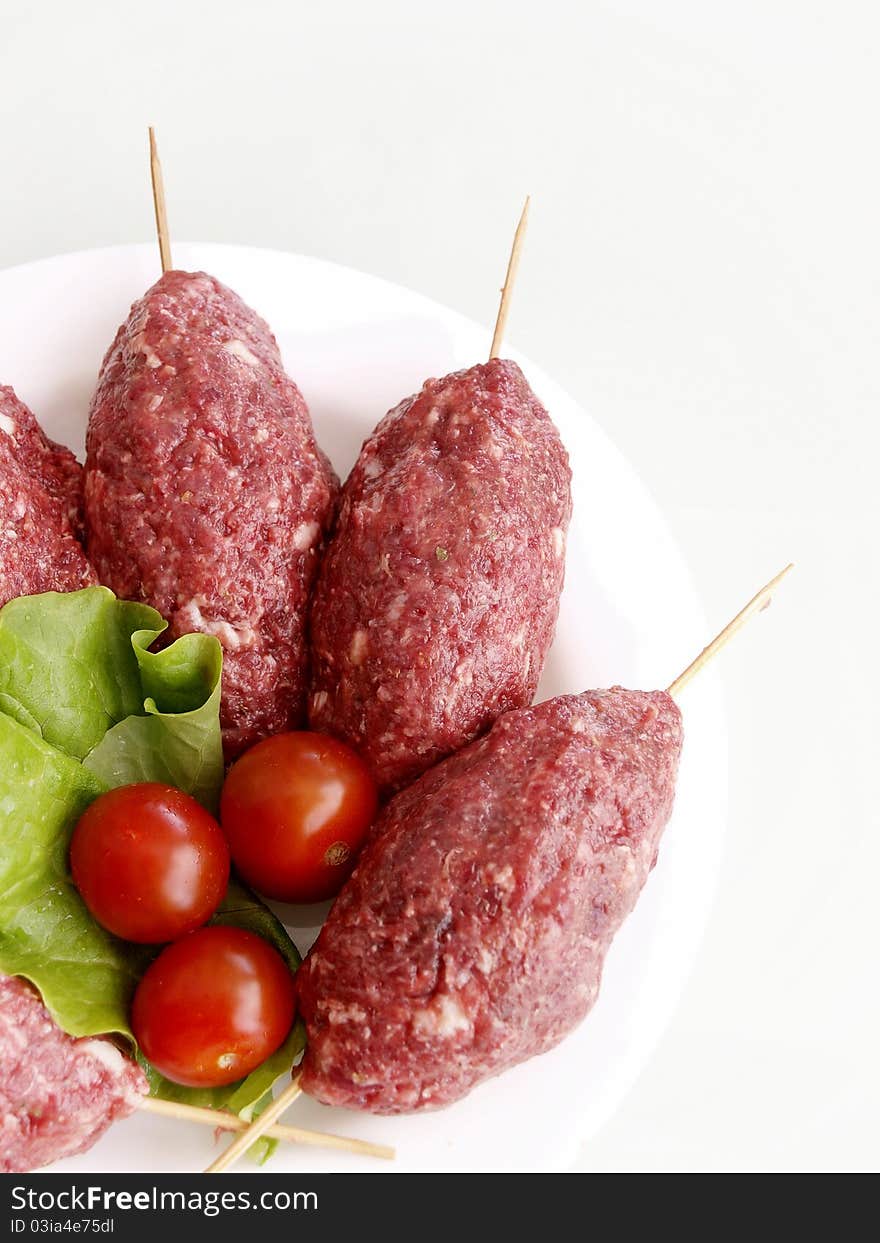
left=1, top=1, right=877, bottom=1173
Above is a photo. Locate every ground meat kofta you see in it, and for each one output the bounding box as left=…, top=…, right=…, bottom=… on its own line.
left=297, top=687, right=682, bottom=1113
left=308, top=358, right=572, bottom=795
left=0, top=386, right=95, bottom=608
left=0, top=975, right=147, bottom=1173
left=84, top=271, right=338, bottom=759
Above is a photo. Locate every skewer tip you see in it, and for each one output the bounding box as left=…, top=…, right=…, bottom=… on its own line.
left=204, top=1072, right=304, bottom=1174
left=666, top=562, right=794, bottom=698
left=148, top=127, right=173, bottom=275
left=489, top=197, right=532, bottom=361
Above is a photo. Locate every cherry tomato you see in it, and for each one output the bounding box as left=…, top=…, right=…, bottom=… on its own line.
left=131, top=925, right=295, bottom=1087
left=70, top=783, right=229, bottom=944
left=220, top=732, right=378, bottom=904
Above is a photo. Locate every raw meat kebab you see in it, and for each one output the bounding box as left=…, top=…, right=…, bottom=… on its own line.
left=84, top=271, right=338, bottom=758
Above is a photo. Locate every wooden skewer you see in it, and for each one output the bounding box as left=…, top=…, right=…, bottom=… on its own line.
left=667, top=564, right=793, bottom=698
left=148, top=126, right=173, bottom=274
left=489, top=196, right=530, bottom=360
left=205, top=1072, right=305, bottom=1174
left=139, top=1095, right=393, bottom=1161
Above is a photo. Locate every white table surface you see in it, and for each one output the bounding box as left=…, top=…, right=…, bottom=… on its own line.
left=1, top=0, right=877, bottom=1173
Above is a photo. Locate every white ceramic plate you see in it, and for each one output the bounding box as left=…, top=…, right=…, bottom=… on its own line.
left=0, top=244, right=726, bottom=1174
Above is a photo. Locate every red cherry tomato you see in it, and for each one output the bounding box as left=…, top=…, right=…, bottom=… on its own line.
left=70, top=783, right=229, bottom=944
left=220, top=732, right=378, bottom=904
left=131, top=925, right=295, bottom=1087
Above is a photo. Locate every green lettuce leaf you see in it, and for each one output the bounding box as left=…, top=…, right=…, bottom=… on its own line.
left=0, top=589, right=161, bottom=760
left=0, top=588, right=224, bottom=808
left=85, top=629, right=224, bottom=812
left=0, top=588, right=302, bottom=1129
left=0, top=712, right=146, bottom=1036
